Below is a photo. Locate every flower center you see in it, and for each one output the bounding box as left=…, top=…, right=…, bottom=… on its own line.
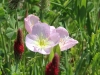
left=60, top=38, right=66, bottom=45
left=39, top=39, right=47, bottom=46
left=59, top=36, right=69, bottom=45
left=36, top=34, right=49, bottom=49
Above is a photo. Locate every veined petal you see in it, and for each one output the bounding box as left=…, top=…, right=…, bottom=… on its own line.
left=56, top=27, right=69, bottom=38
left=32, top=23, right=50, bottom=38
left=59, top=37, right=78, bottom=51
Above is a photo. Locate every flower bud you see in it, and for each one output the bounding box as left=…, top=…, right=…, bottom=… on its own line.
left=45, top=54, right=59, bottom=75
left=14, top=29, right=24, bottom=61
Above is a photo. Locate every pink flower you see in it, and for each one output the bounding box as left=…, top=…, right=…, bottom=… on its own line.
left=25, top=23, right=60, bottom=55
left=45, top=53, right=59, bottom=75
left=24, top=14, right=39, bottom=33
left=56, top=27, right=78, bottom=51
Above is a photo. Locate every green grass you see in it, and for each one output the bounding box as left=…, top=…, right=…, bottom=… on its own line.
left=0, top=0, right=100, bottom=75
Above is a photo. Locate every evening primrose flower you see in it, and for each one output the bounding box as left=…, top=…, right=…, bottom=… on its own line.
left=24, top=14, right=39, bottom=33
left=56, top=27, right=78, bottom=51
left=25, top=23, right=60, bottom=55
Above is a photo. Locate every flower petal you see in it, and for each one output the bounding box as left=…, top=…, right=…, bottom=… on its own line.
left=29, top=14, right=39, bottom=24
left=24, top=14, right=39, bottom=33
left=60, top=37, right=78, bottom=51
left=25, top=14, right=39, bottom=25
left=36, top=48, right=51, bottom=55
left=24, top=19, right=32, bottom=33
left=48, top=33, right=60, bottom=47
left=50, top=26, right=56, bottom=34
left=56, top=27, right=69, bottom=38
left=32, top=23, right=50, bottom=38
left=25, top=34, right=39, bottom=52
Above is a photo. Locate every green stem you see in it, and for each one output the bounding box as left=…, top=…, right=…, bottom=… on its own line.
left=23, top=51, right=26, bottom=75
left=42, top=55, right=45, bottom=75
left=15, top=9, right=18, bottom=29
left=15, top=62, right=18, bottom=72
left=1, top=32, right=8, bottom=64
left=2, top=0, right=5, bottom=4
left=40, top=9, right=43, bottom=22
left=40, top=0, right=45, bottom=22
left=64, top=51, right=69, bottom=75
left=50, top=14, right=59, bottom=26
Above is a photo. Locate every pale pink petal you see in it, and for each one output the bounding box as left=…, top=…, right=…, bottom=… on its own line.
left=48, top=33, right=60, bottom=47
left=56, top=27, right=69, bottom=38
left=25, top=34, right=39, bottom=52
left=60, top=37, right=78, bottom=51
left=50, top=26, right=56, bottom=34
left=24, top=14, right=39, bottom=33
left=26, top=43, right=37, bottom=52
left=32, top=23, right=50, bottom=38
left=36, top=48, right=51, bottom=55
left=28, top=14, right=39, bottom=24
left=24, top=19, right=32, bottom=33
left=56, top=27, right=78, bottom=51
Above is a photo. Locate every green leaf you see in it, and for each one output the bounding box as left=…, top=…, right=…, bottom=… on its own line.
left=51, top=2, right=63, bottom=8
left=63, top=0, right=69, bottom=7
left=0, top=70, right=2, bottom=75
left=81, top=0, right=86, bottom=8
left=78, top=0, right=86, bottom=22
left=48, top=48, right=54, bottom=62
left=0, top=48, right=4, bottom=57
left=48, top=44, right=61, bottom=62
left=86, top=13, right=92, bottom=36
left=25, top=51, right=37, bottom=58
left=6, top=32, right=15, bottom=39
left=26, top=0, right=40, bottom=4
left=90, top=33, right=95, bottom=46
left=9, top=15, right=16, bottom=28
left=87, top=2, right=94, bottom=12
left=92, top=52, right=100, bottom=74
left=79, top=6, right=86, bottom=21
left=0, top=4, right=5, bottom=19
left=53, top=44, right=61, bottom=56
left=5, top=27, right=16, bottom=39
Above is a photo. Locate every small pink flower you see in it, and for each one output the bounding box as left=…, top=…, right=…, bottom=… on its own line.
left=56, top=27, right=78, bottom=51
left=45, top=53, right=59, bottom=75
left=25, top=23, right=60, bottom=55
left=24, top=14, right=39, bottom=33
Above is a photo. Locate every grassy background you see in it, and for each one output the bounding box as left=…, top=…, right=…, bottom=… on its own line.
left=0, top=0, right=100, bottom=75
